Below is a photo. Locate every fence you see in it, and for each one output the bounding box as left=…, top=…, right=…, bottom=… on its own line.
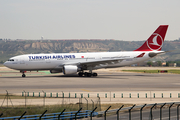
left=21, top=91, right=180, bottom=99
left=0, top=109, right=98, bottom=120
left=1, top=91, right=101, bottom=110
left=80, top=97, right=101, bottom=111
left=0, top=102, right=180, bottom=120
left=2, top=90, right=180, bottom=108
left=99, top=102, right=180, bottom=120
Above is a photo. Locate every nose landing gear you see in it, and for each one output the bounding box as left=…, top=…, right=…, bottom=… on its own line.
left=22, top=73, right=26, bottom=77
left=20, top=71, right=26, bottom=77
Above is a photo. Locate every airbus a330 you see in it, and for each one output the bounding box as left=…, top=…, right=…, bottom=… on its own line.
left=4, top=25, right=168, bottom=77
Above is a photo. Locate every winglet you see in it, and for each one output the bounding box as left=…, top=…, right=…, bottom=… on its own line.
left=135, top=53, right=145, bottom=58
left=134, top=25, right=168, bottom=51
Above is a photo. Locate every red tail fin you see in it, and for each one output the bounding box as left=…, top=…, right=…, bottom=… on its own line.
left=134, top=25, right=168, bottom=51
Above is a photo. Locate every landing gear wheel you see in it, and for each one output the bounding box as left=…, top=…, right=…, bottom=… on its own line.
left=92, top=73, right=98, bottom=77
left=78, top=72, right=83, bottom=77
left=79, top=72, right=97, bottom=77
left=22, top=74, right=26, bottom=77
left=87, top=73, right=92, bottom=77
left=84, top=72, right=88, bottom=77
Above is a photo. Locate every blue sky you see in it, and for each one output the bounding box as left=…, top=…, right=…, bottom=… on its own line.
left=0, top=0, right=180, bottom=41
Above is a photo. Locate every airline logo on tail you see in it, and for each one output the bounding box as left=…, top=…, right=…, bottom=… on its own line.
left=147, top=33, right=163, bottom=51
left=134, top=25, right=168, bottom=51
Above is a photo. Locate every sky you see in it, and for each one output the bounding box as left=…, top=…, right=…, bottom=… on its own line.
left=0, top=0, right=180, bottom=41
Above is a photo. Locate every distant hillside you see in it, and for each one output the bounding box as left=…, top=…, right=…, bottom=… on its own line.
left=0, top=39, right=180, bottom=63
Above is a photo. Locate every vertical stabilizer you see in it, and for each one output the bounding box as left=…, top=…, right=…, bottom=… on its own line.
left=134, top=25, right=168, bottom=51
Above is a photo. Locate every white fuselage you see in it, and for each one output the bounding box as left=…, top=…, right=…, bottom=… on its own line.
left=4, top=51, right=161, bottom=71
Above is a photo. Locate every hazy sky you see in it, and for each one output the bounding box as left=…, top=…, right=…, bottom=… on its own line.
left=0, top=0, right=180, bottom=41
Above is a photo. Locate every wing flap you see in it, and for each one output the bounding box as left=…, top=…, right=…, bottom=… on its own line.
left=63, top=58, right=126, bottom=68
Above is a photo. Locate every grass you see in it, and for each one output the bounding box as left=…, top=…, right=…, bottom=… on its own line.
left=122, top=69, right=180, bottom=74
left=100, top=103, right=132, bottom=111
left=0, top=94, right=133, bottom=117
left=0, top=64, right=4, bottom=67
left=0, top=94, right=82, bottom=117
left=0, top=104, right=79, bottom=117
left=0, top=103, right=132, bottom=117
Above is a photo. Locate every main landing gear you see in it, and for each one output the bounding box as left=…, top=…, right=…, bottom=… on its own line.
left=78, top=72, right=98, bottom=77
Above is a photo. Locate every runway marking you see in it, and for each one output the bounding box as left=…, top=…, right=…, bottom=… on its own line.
left=80, top=89, right=91, bottom=92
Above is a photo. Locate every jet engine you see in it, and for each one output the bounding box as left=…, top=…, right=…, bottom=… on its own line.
left=62, top=65, right=78, bottom=75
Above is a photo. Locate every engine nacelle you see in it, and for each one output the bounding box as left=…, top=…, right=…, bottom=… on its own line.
left=50, top=70, right=62, bottom=73
left=148, top=52, right=157, bottom=58
left=62, top=65, right=78, bottom=75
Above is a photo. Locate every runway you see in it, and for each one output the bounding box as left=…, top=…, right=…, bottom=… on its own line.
left=0, top=67, right=180, bottom=94
left=1, top=67, right=180, bottom=105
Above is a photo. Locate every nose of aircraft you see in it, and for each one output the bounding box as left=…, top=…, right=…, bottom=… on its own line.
left=3, top=61, right=9, bottom=67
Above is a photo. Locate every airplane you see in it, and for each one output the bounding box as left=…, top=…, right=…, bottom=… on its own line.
left=4, top=25, right=168, bottom=77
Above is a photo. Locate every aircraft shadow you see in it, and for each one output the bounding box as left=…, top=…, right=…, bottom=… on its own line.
left=0, top=73, right=158, bottom=79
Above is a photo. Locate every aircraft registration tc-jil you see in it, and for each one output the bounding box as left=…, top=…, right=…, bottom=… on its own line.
left=4, top=25, right=168, bottom=77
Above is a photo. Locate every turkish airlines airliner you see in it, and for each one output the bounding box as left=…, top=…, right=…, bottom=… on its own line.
left=4, top=25, right=168, bottom=77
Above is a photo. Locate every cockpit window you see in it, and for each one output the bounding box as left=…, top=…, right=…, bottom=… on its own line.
left=8, top=59, right=14, bottom=61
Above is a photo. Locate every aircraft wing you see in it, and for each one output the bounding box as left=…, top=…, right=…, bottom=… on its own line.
left=78, top=58, right=123, bottom=66
left=54, top=53, right=145, bottom=69
left=63, top=57, right=131, bottom=69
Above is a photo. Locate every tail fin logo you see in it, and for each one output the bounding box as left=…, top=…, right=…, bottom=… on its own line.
left=146, top=33, right=163, bottom=51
